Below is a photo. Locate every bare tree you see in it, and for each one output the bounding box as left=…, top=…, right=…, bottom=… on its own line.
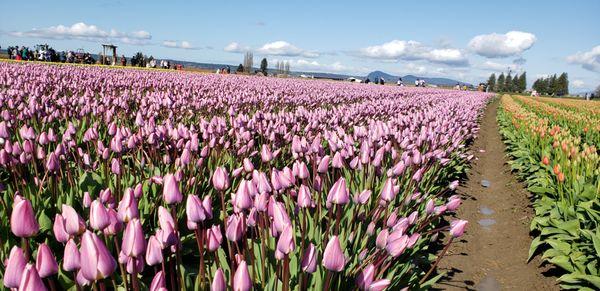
left=284, top=61, right=290, bottom=76
left=243, top=52, right=253, bottom=74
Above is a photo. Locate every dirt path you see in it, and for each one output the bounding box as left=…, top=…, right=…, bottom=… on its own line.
left=434, top=98, right=559, bottom=290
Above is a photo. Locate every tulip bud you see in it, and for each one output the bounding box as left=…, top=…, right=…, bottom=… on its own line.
left=450, top=220, right=468, bottom=238
left=226, top=213, right=245, bottom=242
left=322, top=235, right=346, bottom=271
left=53, top=214, right=69, bottom=243
left=301, top=243, right=317, bottom=273
left=297, top=184, right=313, bottom=208
left=212, top=167, right=230, bottom=191
left=150, top=271, right=167, bottom=291
left=90, top=200, right=110, bottom=231
left=276, top=224, right=295, bottom=257
left=61, top=204, right=86, bottom=236
left=163, top=173, right=183, bottom=204
left=327, top=177, right=349, bottom=205
left=79, top=231, right=117, bottom=281
left=117, top=190, right=139, bottom=222
left=104, top=208, right=123, bottom=236
left=233, top=260, right=252, bottom=291
left=36, top=243, right=59, bottom=278
left=19, top=263, right=47, bottom=291
left=186, top=194, right=208, bottom=223
left=4, top=246, right=27, bottom=288
left=11, top=197, right=39, bottom=238
left=369, top=279, right=391, bottom=291
left=146, top=235, right=163, bottom=266
left=211, top=268, right=226, bottom=291
left=122, top=219, right=147, bottom=258
left=380, top=178, right=396, bottom=202
left=356, top=264, right=375, bottom=290
left=206, top=225, right=223, bottom=252
left=63, top=239, right=81, bottom=272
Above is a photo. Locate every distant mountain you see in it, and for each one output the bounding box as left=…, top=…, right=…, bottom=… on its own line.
left=366, top=70, right=470, bottom=86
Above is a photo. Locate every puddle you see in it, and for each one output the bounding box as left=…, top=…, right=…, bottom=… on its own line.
left=481, top=180, right=491, bottom=187
left=476, top=275, right=501, bottom=291
left=478, top=218, right=496, bottom=229
left=479, top=206, right=494, bottom=215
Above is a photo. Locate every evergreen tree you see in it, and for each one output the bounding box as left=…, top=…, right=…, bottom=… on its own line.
left=505, top=73, right=513, bottom=92
left=487, top=73, right=496, bottom=92
left=556, top=72, right=569, bottom=96
left=236, top=64, right=244, bottom=73
left=497, top=73, right=505, bottom=92
left=512, top=75, right=520, bottom=93
left=532, top=79, right=540, bottom=93
left=548, top=74, right=557, bottom=95
left=518, top=72, right=527, bottom=93
left=260, top=58, right=268, bottom=75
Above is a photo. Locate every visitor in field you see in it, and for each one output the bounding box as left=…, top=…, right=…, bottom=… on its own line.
left=397, top=77, right=404, bottom=86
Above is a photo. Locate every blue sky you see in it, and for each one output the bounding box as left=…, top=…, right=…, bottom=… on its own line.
left=1, top=0, right=599, bottom=91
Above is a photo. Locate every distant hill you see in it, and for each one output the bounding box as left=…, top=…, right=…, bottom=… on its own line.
left=366, top=70, right=470, bottom=86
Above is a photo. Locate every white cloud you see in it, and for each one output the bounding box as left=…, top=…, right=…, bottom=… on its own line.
left=479, top=60, right=520, bottom=72
left=225, top=41, right=319, bottom=58
left=9, top=22, right=152, bottom=45
left=257, top=41, right=319, bottom=58
left=224, top=42, right=249, bottom=53
left=162, top=40, right=198, bottom=50
left=572, top=80, right=585, bottom=88
left=468, top=31, right=536, bottom=58
left=566, top=45, right=600, bottom=72
left=358, top=40, right=468, bottom=66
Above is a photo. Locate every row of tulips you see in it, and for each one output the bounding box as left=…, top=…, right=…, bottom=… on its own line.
left=0, top=62, right=490, bottom=290
left=498, top=95, right=600, bottom=290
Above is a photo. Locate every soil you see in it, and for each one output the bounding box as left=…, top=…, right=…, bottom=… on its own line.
left=434, top=98, right=559, bottom=290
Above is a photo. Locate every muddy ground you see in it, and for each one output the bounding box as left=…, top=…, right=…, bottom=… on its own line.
left=434, top=98, right=559, bottom=291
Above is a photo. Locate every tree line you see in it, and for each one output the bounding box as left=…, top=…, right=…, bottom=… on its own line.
left=531, top=73, right=569, bottom=96
left=486, top=72, right=526, bottom=93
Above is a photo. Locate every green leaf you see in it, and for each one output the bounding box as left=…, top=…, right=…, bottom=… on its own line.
left=528, top=236, right=544, bottom=261
left=78, top=171, right=104, bottom=198
left=548, top=255, right=575, bottom=272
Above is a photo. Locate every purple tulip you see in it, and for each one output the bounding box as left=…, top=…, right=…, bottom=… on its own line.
left=79, top=231, right=117, bottom=281
left=206, top=225, right=223, bottom=252
left=233, top=260, right=252, bottom=291
left=322, top=235, right=346, bottom=271
left=4, top=246, right=27, bottom=288
left=10, top=197, right=39, bottom=238
left=211, top=268, right=226, bottom=291
left=276, top=224, right=295, bottom=257
left=35, top=243, right=59, bottom=278
left=186, top=194, right=208, bottom=223
left=53, top=214, right=69, bottom=243
left=297, top=184, right=313, bottom=208
left=117, top=190, right=139, bottom=222
left=226, top=213, right=245, bottom=242
left=146, top=235, right=163, bottom=266
left=163, top=173, right=183, bottom=204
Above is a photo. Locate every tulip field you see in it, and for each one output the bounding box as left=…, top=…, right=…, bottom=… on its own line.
left=0, top=61, right=491, bottom=290
left=498, top=95, right=600, bottom=290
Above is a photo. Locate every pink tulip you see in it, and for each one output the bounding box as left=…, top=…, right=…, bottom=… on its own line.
left=226, top=213, right=245, bottom=242
left=212, top=167, right=230, bottom=191
left=276, top=224, right=295, bottom=256
left=380, top=178, right=396, bottom=202
left=19, top=264, right=48, bottom=291
left=125, top=257, right=144, bottom=274
left=386, top=234, right=408, bottom=257
left=150, top=271, right=167, bottom=291
left=450, top=220, right=468, bottom=238
left=79, top=231, right=117, bottom=281
left=297, top=184, right=312, bottom=208
left=301, top=243, right=317, bottom=273
left=117, top=190, right=139, bottom=222
left=234, top=180, right=253, bottom=210
left=45, top=152, right=59, bottom=172
left=243, top=158, right=254, bottom=172
left=425, top=199, right=435, bottom=215
left=322, top=235, right=346, bottom=271
left=146, top=235, right=163, bottom=266
left=353, top=189, right=372, bottom=205
left=233, top=260, right=252, bottom=291
left=206, top=225, right=223, bottom=252
left=186, top=194, right=208, bottom=223
left=35, top=243, right=59, bottom=278
left=53, top=214, right=69, bottom=243
left=356, top=264, right=375, bottom=290
left=368, top=279, right=391, bottom=291
left=10, top=197, right=39, bottom=238
left=4, top=246, right=27, bottom=288
left=446, top=197, right=461, bottom=211
left=122, top=219, right=147, bottom=258
left=376, top=229, right=389, bottom=249
left=104, top=208, right=123, bottom=236
left=211, top=268, right=226, bottom=291
left=317, top=155, right=330, bottom=173
left=327, top=177, right=349, bottom=205
left=163, top=173, right=183, bottom=204
left=89, top=199, right=110, bottom=230
left=61, top=204, right=85, bottom=236
left=83, top=192, right=92, bottom=208
left=63, top=239, right=81, bottom=272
